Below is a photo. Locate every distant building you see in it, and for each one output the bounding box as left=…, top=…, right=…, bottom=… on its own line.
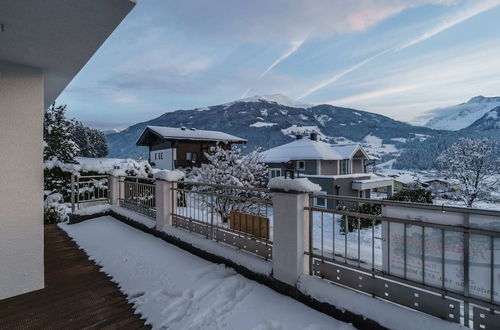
left=136, top=126, right=246, bottom=170
left=262, top=133, right=393, bottom=206
left=422, top=178, right=460, bottom=193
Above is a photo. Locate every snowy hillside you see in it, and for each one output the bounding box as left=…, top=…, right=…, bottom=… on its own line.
left=465, top=106, right=500, bottom=131
left=425, top=96, right=500, bottom=131
left=236, top=93, right=313, bottom=108
left=107, top=95, right=438, bottom=159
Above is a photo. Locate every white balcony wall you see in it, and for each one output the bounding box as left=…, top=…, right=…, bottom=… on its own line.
left=0, top=61, right=44, bottom=299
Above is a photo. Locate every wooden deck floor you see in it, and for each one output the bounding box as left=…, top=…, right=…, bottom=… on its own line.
left=0, top=225, right=150, bottom=329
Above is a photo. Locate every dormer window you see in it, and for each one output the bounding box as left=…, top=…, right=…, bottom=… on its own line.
left=296, top=160, right=305, bottom=171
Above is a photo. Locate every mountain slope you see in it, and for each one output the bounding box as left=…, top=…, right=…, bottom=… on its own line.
left=465, top=106, right=500, bottom=131
left=394, top=105, right=500, bottom=170
left=107, top=95, right=440, bottom=159
left=425, top=96, right=500, bottom=131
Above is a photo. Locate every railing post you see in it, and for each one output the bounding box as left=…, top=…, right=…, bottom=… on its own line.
left=155, top=179, right=176, bottom=230
left=109, top=174, right=120, bottom=206
left=271, top=189, right=311, bottom=286
left=70, top=174, right=76, bottom=212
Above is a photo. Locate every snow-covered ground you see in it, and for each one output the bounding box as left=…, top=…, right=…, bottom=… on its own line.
left=175, top=194, right=382, bottom=268
left=362, top=134, right=398, bottom=157
left=249, top=122, right=278, bottom=128
left=60, top=217, right=354, bottom=330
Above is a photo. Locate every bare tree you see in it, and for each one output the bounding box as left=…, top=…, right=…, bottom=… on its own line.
left=438, top=138, right=499, bottom=207
left=188, top=145, right=269, bottom=222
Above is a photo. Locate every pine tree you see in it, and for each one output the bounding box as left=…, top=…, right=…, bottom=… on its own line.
left=44, top=104, right=79, bottom=163
left=70, top=120, right=109, bottom=158
left=438, top=138, right=499, bottom=207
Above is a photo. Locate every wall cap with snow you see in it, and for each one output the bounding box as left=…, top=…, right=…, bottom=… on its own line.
left=268, top=177, right=322, bottom=193
left=153, top=169, right=185, bottom=181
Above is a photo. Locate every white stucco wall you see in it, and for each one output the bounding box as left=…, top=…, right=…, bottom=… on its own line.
left=150, top=148, right=175, bottom=170
left=0, top=61, right=44, bottom=299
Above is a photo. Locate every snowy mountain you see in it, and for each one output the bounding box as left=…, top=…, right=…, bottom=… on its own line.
left=107, top=96, right=439, bottom=159
left=465, top=106, right=500, bottom=131
left=235, top=94, right=313, bottom=109
left=425, top=96, right=500, bottom=131
left=103, top=128, right=122, bottom=135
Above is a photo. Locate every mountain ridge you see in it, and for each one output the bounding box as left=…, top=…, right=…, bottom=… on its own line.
left=424, top=95, right=500, bottom=131
left=107, top=96, right=441, bottom=160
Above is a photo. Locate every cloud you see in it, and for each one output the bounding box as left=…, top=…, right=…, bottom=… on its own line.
left=324, top=84, right=423, bottom=105
left=317, top=41, right=500, bottom=122
left=297, top=0, right=499, bottom=100
left=241, top=88, right=251, bottom=98
left=260, top=38, right=308, bottom=78
left=396, top=0, right=500, bottom=50
left=296, top=49, right=390, bottom=100
left=165, top=0, right=455, bottom=43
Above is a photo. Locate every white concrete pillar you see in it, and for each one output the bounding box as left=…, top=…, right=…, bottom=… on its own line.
left=271, top=191, right=310, bottom=286
left=109, top=175, right=120, bottom=206
left=0, top=61, right=44, bottom=299
left=155, top=180, right=176, bottom=230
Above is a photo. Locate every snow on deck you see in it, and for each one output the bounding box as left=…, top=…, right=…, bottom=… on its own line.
left=60, top=218, right=354, bottom=330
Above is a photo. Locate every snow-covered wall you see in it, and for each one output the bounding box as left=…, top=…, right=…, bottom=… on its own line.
left=0, top=61, right=44, bottom=299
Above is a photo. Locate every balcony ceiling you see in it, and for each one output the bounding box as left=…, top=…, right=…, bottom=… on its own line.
left=0, top=0, right=135, bottom=109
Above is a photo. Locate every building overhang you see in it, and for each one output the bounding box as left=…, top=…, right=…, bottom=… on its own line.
left=352, top=178, right=394, bottom=191
left=0, top=0, right=136, bottom=109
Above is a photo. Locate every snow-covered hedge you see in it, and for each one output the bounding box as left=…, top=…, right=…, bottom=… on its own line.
left=44, top=157, right=153, bottom=204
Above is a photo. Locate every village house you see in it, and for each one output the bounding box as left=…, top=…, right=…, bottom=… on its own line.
left=262, top=133, right=394, bottom=208
left=136, top=126, right=247, bottom=170
left=422, top=178, right=460, bottom=193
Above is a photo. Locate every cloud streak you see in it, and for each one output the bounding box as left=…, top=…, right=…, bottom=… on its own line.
left=296, top=49, right=390, bottom=100
left=325, top=84, right=423, bottom=105
left=318, top=40, right=500, bottom=122
left=297, top=0, right=500, bottom=100
left=396, top=0, right=500, bottom=50
left=260, top=38, right=307, bottom=78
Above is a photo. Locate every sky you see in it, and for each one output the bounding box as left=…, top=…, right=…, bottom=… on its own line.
left=58, top=0, right=500, bottom=130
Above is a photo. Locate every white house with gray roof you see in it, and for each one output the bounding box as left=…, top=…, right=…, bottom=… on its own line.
left=262, top=134, right=393, bottom=206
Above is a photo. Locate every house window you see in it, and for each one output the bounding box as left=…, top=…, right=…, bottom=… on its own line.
left=154, top=153, right=157, bottom=160
left=269, top=168, right=282, bottom=178
left=296, top=160, right=305, bottom=171
left=314, top=191, right=327, bottom=208
left=340, top=159, right=350, bottom=175
left=186, top=152, right=198, bottom=162
left=159, top=152, right=163, bottom=160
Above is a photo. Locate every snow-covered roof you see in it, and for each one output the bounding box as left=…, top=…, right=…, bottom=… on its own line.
left=261, top=139, right=369, bottom=163
left=331, top=143, right=369, bottom=159
left=137, top=126, right=247, bottom=145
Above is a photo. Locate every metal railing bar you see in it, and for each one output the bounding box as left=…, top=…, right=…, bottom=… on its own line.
left=308, top=193, right=500, bottom=217
left=174, top=188, right=272, bottom=205
left=309, top=254, right=500, bottom=311
left=172, top=214, right=273, bottom=244
left=78, top=198, right=109, bottom=204
left=77, top=174, right=109, bottom=179
left=307, top=206, right=500, bottom=238
left=172, top=180, right=270, bottom=193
